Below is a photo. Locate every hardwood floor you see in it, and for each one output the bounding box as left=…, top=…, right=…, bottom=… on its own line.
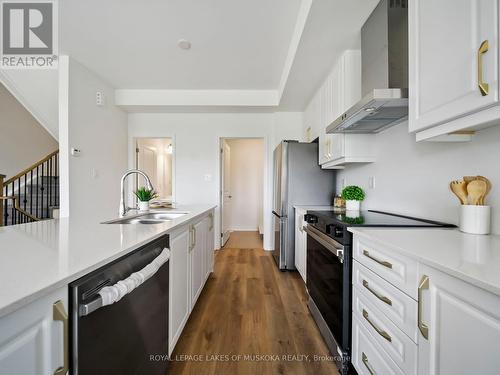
left=223, top=231, right=263, bottom=249
left=168, top=232, right=338, bottom=375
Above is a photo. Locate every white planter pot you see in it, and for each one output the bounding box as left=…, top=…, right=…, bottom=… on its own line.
left=459, top=205, right=491, bottom=235
left=345, top=200, right=361, bottom=211
left=138, top=201, right=150, bottom=211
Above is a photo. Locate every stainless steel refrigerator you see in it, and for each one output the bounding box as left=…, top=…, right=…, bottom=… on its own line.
left=272, top=140, right=336, bottom=270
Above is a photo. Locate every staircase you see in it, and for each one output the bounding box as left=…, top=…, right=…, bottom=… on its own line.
left=1, top=150, right=59, bottom=226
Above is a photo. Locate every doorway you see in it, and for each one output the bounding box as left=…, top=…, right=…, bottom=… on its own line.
left=220, top=138, right=265, bottom=247
left=135, top=138, right=174, bottom=203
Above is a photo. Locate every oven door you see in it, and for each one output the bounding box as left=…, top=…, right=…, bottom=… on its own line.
left=305, top=224, right=345, bottom=353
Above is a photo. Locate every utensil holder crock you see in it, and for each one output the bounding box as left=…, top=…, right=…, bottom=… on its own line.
left=459, top=205, right=491, bottom=235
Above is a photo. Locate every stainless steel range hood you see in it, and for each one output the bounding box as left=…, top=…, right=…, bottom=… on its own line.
left=327, top=0, right=408, bottom=134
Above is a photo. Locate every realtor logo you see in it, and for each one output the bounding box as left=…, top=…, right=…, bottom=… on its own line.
left=1, top=0, right=58, bottom=68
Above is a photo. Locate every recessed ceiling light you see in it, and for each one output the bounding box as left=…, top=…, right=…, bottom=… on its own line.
left=177, top=39, right=191, bottom=50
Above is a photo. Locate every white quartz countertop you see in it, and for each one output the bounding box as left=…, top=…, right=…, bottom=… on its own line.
left=348, top=227, right=500, bottom=296
left=0, top=204, right=215, bottom=318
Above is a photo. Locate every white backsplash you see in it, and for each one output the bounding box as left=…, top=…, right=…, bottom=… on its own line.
left=336, top=123, right=500, bottom=234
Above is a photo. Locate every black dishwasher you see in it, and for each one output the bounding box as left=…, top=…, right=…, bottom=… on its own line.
left=69, top=234, right=170, bottom=375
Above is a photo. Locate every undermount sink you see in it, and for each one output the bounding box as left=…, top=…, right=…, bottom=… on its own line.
left=103, top=211, right=189, bottom=224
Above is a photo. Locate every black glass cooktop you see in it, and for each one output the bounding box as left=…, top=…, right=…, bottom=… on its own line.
left=308, top=210, right=455, bottom=228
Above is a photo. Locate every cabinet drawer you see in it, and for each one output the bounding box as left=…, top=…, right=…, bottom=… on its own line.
left=353, top=260, right=418, bottom=342
left=354, top=236, right=418, bottom=299
left=352, top=314, right=404, bottom=375
left=353, top=287, right=417, bottom=375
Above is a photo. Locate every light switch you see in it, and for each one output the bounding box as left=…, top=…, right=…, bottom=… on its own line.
left=91, top=168, right=99, bottom=179
left=369, top=176, right=375, bottom=189
left=204, top=174, right=212, bottom=182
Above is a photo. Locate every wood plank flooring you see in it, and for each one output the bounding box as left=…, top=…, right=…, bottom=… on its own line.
left=168, top=231, right=338, bottom=375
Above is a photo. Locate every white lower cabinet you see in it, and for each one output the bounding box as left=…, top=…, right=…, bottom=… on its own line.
left=353, top=234, right=500, bottom=375
left=294, top=208, right=307, bottom=282
left=352, top=315, right=404, bottom=375
left=168, top=225, right=191, bottom=355
left=190, top=219, right=205, bottom=309
left=169, top=210, right=215, bottom=355
left=0, top=288, right=68, bottom=375
left=417, top=264, right=500, bottom=375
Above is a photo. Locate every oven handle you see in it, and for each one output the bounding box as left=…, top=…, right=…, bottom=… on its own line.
left=79, top=248, right=170, bottom=317
left=304, top=224, right=344, bottom=263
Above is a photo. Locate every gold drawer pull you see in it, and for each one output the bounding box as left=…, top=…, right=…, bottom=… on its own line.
left=363, top=309, right=392, bottom=342
left=362, top=352, right=376, bottom=375
left=418, top=275, right=430, bottom=340
left=53, top=300, right=68, bottom=375
left=363, top=280, right=392, bottom=306
left=478, top=40, right=489, bottom=96
left=363, top=250, right=393, bottom=269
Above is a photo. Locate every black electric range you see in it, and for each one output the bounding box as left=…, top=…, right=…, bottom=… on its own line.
left=303, top=210, right=454, bottom=375
left=306, top=209, right=456, bottom=246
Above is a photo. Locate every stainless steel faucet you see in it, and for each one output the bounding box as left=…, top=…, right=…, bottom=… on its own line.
left=119, top=169, right=154, bottom=217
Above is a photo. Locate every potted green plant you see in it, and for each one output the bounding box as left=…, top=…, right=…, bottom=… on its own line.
left=341, top=185, right=365, bottom=211
left=134, top=186, right=158, bottom=211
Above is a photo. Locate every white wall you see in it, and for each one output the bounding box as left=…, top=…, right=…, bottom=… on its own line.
left=0, top=69, right=59, bottom=139
left=0, top=83, right=58, bottom=180
left=128, top=111, right=303, bottom=250
left=336, top=123, right=500, bottom=234
left=59, top=57, right=128, bottom=221
left=226, top=138, right=264, bottom=231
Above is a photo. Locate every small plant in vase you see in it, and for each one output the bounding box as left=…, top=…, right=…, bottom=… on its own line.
left=341, top=185, right=365, bottom=211
left=134, top=187, right=158, bottom=211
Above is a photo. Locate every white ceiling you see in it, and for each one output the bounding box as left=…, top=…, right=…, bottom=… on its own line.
left=279, top=0, right=379, bottom=110
left=60, top=0, right=379, bottom=111
left=60, top=0, right=301, bottom=90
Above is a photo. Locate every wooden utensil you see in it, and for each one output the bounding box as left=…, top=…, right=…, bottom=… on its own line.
left=466, top=179, right=487, bottom=205
left=463, top=176, right=476, bottom=183
left=450, top=180, right=468, bottom=205
left=476, top=176, right=491, bottom=205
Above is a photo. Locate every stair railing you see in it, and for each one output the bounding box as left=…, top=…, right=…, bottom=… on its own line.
left=0, top=196, right=39, bottom=224
left=2, top=149, right=59, bottom=226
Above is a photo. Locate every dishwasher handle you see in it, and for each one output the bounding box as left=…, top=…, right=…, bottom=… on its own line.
left=79, top=247, right=170, bottom=317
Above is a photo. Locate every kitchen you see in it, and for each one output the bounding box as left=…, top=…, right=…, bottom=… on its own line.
left=1, top=0, right=500, bottom=374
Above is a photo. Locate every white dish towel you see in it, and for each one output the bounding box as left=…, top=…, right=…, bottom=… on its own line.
left=99, top=247, right=170, bottom=306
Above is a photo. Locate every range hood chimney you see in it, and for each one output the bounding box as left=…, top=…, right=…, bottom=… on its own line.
left=327, top=0, right=408, bottom=134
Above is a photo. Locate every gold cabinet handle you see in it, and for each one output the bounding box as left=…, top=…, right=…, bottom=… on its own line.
left=363, top=280, right=392, bottom=306
left=478, top=40, right=489, bottom=96
left=418, top=275, right=430, bottom=340
left=362, top=250, right=393, bottom=269
left=53, top=300, right=68, bottom=375
left=363, top=309, right=392, bottom=342
left=362, top=352, right=376, bottom=375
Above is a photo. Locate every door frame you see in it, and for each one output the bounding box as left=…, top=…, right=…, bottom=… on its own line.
left=218, top=137, right=265, bottom=248
left=130, top=136, right=176, bottom=207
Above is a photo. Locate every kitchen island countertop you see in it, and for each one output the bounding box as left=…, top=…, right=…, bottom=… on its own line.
left=0, top=204, right=216, bottom=318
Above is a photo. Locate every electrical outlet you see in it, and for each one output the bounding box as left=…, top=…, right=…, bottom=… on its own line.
left=91, top=168, right=99, bottom=179
left=341, top=178, right=347, bottom=189
left=204, top=174, right=212, bottom=182
left=369, top=176, right=376, bottom=189
left=96, top=91, right=105, bottom=106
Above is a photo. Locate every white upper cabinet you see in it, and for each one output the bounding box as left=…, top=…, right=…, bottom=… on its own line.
left=409, top=0, right=500, bottom=140
left=304, top=50, right=375, bottom=168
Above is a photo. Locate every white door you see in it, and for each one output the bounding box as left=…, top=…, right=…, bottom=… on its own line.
left=136, top=144, right=158, bottom=192
left=409, top=0, right=499, bottom=133
left=221, top=141, right=232, bottom=246
left=168, top=228, right=190, bottom=355
left=417, top=264, right=500, bottom=375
